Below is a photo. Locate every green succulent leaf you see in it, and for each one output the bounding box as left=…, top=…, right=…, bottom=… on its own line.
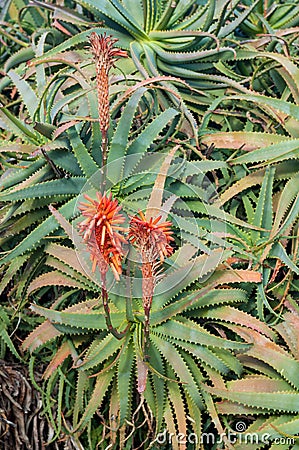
left=154, top=317, right=251, bottom=350
left=206, top=386, right=299, bottom=412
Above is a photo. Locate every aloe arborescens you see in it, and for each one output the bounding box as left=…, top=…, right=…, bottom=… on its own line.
left=129, top=211, right=174, bottom=356
left=89, top=32, right=127, bottom=171
left=78, top=191, right=126, bottom=279
left=78, top=191, right=127, bottom=338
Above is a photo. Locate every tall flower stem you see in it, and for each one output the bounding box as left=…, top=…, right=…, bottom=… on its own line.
left=142, top=262, right=155, bottom=360
left=126, top=259, right=135, bottom=323
left=78, top=192, right=128, bottom=339
left=101, top=273, right=128, bottom=340
left=129, top=212, right=174, bottom=361
left=143, top=304, right=151, bottom=359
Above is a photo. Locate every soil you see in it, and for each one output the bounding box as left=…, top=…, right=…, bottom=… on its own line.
left=0, top=360, right=79, bottom=450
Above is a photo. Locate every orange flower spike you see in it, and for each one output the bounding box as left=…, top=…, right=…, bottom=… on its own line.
left=78, top=192, right=127, bottom=279
left=89, top=33, right=127, bottom=136
left=128, top=211, right=174, bottom=262
left=129, top=211, right=174, bottom=366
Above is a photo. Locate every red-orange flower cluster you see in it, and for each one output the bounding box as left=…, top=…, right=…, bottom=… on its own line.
left=89, top=32, right=128, bottom=74
left=129, top=211, right=174, bottom=368
left=78, top=192, right=126, bottom=280
left=128, top=211, right=174, bottom=263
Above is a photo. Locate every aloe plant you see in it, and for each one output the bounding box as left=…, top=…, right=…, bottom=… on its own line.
left=10, top=0, right=268, bottom=123
left=0, top=28, right=186, bottom=305
left=22, top=168, right=299, bottom=447
left=21, top=159, right=263, bottom=448
left=20, top=0, right=299, bottom=126
left=19, top=139, right=298, bottom=447
left=237, top=0, right=299, bottom=37
left=223, top=168, right=298, bottom=321
left=211, top=304, right=299, bottom=449
left=1, top=2, right=299, bottom=448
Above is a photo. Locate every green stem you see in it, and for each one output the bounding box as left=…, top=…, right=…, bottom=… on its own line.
left=126, top=259, right=135, bottom=322
left=101, top=273, right=128, bottom=340
left=143, top=304, right=151, bottom=361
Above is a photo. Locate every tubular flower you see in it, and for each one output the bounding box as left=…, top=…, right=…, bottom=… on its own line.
left=78, top=192, right=127, bottom=280
left=129, top=211, right=174, bottom=364
left=129, top=211, right=174, bottom=264
left=89, top=32, right=127, bottom=135
left=129, top=211, right=174, bottom=306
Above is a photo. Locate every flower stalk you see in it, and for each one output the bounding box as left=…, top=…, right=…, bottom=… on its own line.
left=101, top=272, right=129, bottom=340
left=78, top=192, right=128, bottom=339
left=89, top=32, right=127, bottom=191
left=129, top=211, right=174, bottom=359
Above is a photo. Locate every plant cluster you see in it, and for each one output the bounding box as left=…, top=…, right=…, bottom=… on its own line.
left=0, top=0, right=299, bottom=449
